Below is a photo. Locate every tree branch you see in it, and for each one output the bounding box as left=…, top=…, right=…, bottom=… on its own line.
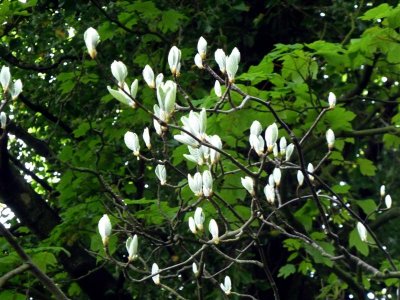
left=0, top=263, right=30, bottom=288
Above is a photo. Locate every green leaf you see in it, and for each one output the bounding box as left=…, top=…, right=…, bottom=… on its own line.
left=357, top=158, right=377, bottom=176
left=32, top=252, right=57, bottom=273
left=73, top=122, right=90, bottom=138
left=236, top=55, right=273, bottom=85
left=0, top=290, right=26, bottom=300
left=349, top=228, right=369, bottom=256
left=360, top=4, right=392, bottom=21
left=278, top=264, right=296, bottom=278
left=355, top=199, right=377, bottom=215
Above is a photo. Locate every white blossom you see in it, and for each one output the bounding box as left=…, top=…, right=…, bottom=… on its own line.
left=268, top=174, right=275, bottom=187
left=307, top=163, right=314, bottom=182
left=111, top=60, right=128, bottom=87
left=285, top=144, right=294, bottom=161
left=142, top=127, right=151, bottom=149
left=250, top=121, right=263, bottom=136
left=328, top=92, right=336, bottom=109
left=220, top=276, right=232, bottom=295
left=155, top=73, right=164, bottom=88
left=209, top=135, right=222, bottom=165
left=83, top=27, right=100, bottom=59
left=192, top=262, right=199, bottom=276
left=151, top=263, right=160, bottom=285
left=202, top=170, right=213, bottom=197
left=273, top=143, right=279, bottom=157
left=209, top=219, right=219, bottom=244
left=385, top=194, right=392, bottom=209
left=249, top=134, right=264, bottom=156
left=0, top=66, right=11, bottom=92
left=155, top=165, right=167, bottom=185
left=214, top=49, right=226, bottom=73
left=188, top=217, right=197, bottom=234
left=279, top=137, right=287, bottom=155
left=357, top=222, right=367, bottom=242
left=194, top=207, right=205, bottom=231
left=226, top=47, right=240, bottom=83
left=126, top=235, right=138, bottom=262
left=0, top=112, right=6, bottom=129
left=124, top=131, right=140, bottom=156
left=197, top=36, right=207, bottom=59
left=98, top=214, right=112, bottom=246
left=157, top=80, right=177, bottom=119
left=265, top=123, right=278, bottom=152
left=10, top=79, right=23, bottom=100
left=297, top=170, right=304, bottom=187
left=194, top=53, right=203, bottom=69
left=273, top=168, right=282, bottom=187
left=214, top=80, right=222, bottom=97
left=380, top=185, right=385, bottom=198
left=264, top=184, right=275, bottom=204
left=143, top=65, right=155, bottom=88
left=188, top=172, right=203, bottom=197
left=326, top=129, right=335, bottom=150
left=130, top=79, right=138, bottom=99
left=168, top=46, right=181, bottom=76
left=241, top=176, right=255, bottom=196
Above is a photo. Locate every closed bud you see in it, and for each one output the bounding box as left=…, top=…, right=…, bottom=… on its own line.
left=250, top=120, right=262, bottom=136
left=142, top=127, right=151, bottom=149
left=241, top=176, right=255, bottom=196
left=214, top=49, right=226, bottom=74
left=297, top=170, right=304, bottom=187
left=197, top=36, right=207, bottom=59
left=155, top=165, right=167, bottom=185
left=380, top=185, right=385, bottom=198
left=357, top=222, right=367, bottom=242
left=111, top=60, right=128, bottom=87
left=194, top=207, right=205, bottom=231
left=328, top=92, right=336, bottom=109
left=285, top=144, right=294, bottom=161
left=326, top=129, right=335, bottom=150
left=268, top=174, right=275, bottom=187
left=143, top=65, right=155, bottom=88
left=192, top=262, right=199, bottom=276
left=385, top=194, right=392, bottom=209
left=0, top=66, right=11, bottom=92
left=249, top=134, right=264, bottom=156
left=155, top=73, right=164, bottom=88
left=273, top=168, right=282, bottom=187
left=168, top=46, right=181, bottom=76
left=0, top=112, right=6, bottom=129
left=226, top=47, right=240, bottom=83
left=10, top=79, right=23, bottom=100
left=130, top=79, right=138, bottom=99
left=214, top=80, right=222, bottom=97
left=194, top=53, right=203, bottom=69
left=265, top=123, right=278, bottom=152
left=307, top=163, right=314, bottom=182
left=202, top=170, right=213, bottom=197
left=124, top=131, right=140, bottom=157
left=83, top=27, right=100, bottom=59
left=264, top=184, right=275, bottom=204
left=188, top=217, right=197, bottom=234
left=98, top=214, right=112, bottom=247
left=126, top=235, right=138, bottom=262
left=273, top=143, right=279, bottom=157
left=279, top=137, right=287, bottom=155
left=188, top=172, right=203, bottom=197
left=209, top=219, right=219, bottom=244
left=151, top=263, right=160, bottom=285
left=209, top=135, right=222, bottom=165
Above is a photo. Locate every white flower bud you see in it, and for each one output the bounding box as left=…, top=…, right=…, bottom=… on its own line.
left=202, top=170, right=213, bottom=197
left=124, top=131, right=140, bottom=156
left=326, top=129, right=335, bottom=150
left=209, top=219, right=219, bottom=244
left=268, top=174, right=275, bottom=187
left=194, top=53, right=203, bottom=69
left=155, top=73, right=164, bottom=88
left=214, top=80, right=222, bottom=97
left=188, top=172, right=203, bottom=197
left=209, top=135, right=222, bottom=165
left=264, top=184, right=275, bottom=204
left=168, top=46, right=181, bottom=76
left=307, top=163, right=314, bottom=182
left=357, top=222, right=367, bottom=242
left=249, top=134, right=264, bottom=156
left=241, top=176, right=255, bottom=196
left=155, top=165, right=167, bottom=185
left=273, top=143, right=279, bottom=157
left=126, top=235, right=138, bottom=262
left=214, top=49, right=226, bottom=74
left=98, top=214, right=112, bottom=246
left=194, top=207, right=205, bottom=231
left=380, top=185, right=385, bottom=198
left=279, top=137, right=287, bottom=155
left=142, top=127, right=151, bottom=149
left=250, top=120, right=262, bottom=136
left=188, top=217, right=197, bottom=234
left=265, top=123, right=278, bottom=152
left=0, top=112, right=6, bottom=129
left=192, top=262, right=199, bottom=276
left=111, top=60, right=128, bottom=87
left=10, top=79, right=23, bottom=100
left=130, top=79, right=138, bottom=99
left=273, top=168, right=281, bottom=187
left=297, top=170, right=304, bottom=187
left=226, top=47, right=240, bottom=83
left=285, top=144, right=294, bottom=161
left=328, top=92, right=336, bottom=109
left=83, top=27, right=100, bottom=59
left=385, top=194, right=392, bottom=209
left=220, top=276, right=232, bottom=295
left=197, top=36, right=207, bottom=59
left=0, top=66, right=11, bottom=92
left=151, top=263, right=160, bottom=285
left=143, top=65, right=155, bottom=88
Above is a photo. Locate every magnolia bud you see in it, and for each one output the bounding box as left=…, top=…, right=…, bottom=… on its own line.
left=197, top=36, right=207, bottom=59
left=188, top=172, right=203, bottom=197
left=202, top=170, right=213, bottom=197
left=214, top=80, right=222, bottom=97
left=155, top=165, right=167, bottom=185
left=124, top=131, right=140, bottom=157
left=10, top=79, right=23, bottom=100
left=142, top=127, right=151, bottom=149
left=143, top=65, right=155, bottom=88
left=326, top=129, right=335, bottom=150
left=98, top=214, right=112, bottom=246
left=0, top=112, right=6, bottom=129
left=380, top=185, right=385, bottom=198
left=168, top=46, right=181, bottom=76
left=273, top=168, right=281, bottom=187
left=226, top=47, right=240, bottom=83
left=385, top=194, right=392, bottom=209
left=265, top=123, right=278, bottom=152
left=357, top=222, right=367, bottom=242
left=264, top=184, right=275, bottom=204
left=297, top=170, right=304, bottom=187
left=194, top=53, right=203, bottom=69
left=214, top=49, right=226, bottom=74
left=0, top=66, right=11, bottom=92
left=194, top=207, right=205, bottom=231
left=111, top=60, right=128, bottom=87
left=208, top=219, right=219, bottom=244
left=285, top=144, right=294, bottom=161
left=151, top=263, right=160, bottom=285
left=220, top=276, right=232, bottom=295
left=188, top=217, right=197, bottom=234
left=328, top=92, right=336, bottom=109
left=83, top=27, right=100, bottom=59
left=126, top=235, right=138, bottom=262
left=307, top=163, right=314, bottom=182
